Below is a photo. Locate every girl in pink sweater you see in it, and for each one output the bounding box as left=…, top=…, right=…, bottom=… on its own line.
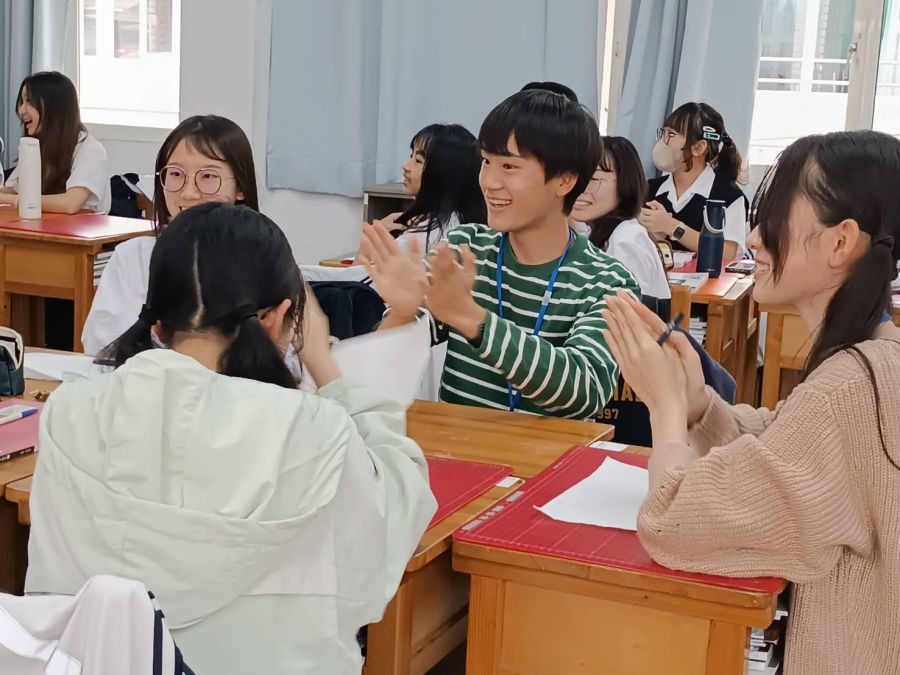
left=602, top=130, right=900, bottom=675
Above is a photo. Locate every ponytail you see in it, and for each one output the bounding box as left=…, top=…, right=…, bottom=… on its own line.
left=804, top=236, right=895, bottom=377
left=218, top=310, right=298, bottom=389
left=712, top=134, right=742, bottom=183
left=96, top=304, right=156, bottom=367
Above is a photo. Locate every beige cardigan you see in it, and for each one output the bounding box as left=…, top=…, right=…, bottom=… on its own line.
left=638, top=340, right=900, bottom=675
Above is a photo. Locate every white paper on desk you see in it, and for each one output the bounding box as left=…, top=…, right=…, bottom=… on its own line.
left=24, top=352, right=109, bottom=381
left=673, top=251, right=696, bottom=268
left=329, top=318, right=430, bottom=407
left=536, top=458, right=649, bottom=531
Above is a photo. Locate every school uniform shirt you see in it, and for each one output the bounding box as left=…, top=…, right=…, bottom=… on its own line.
left=395, top=211, right=461, bottom=255
left=437, top=223, right=640, bottom=420
left=648, top=165, right=747, bottom=258
left=605, top=218, right=671, bottom=301
left=82, top=235, right=155, bottom=355
left=5, top=131, right=111, bottom=213
left=25, top=349, right=436, bottom=675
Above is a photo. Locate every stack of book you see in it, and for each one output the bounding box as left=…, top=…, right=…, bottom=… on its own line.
left=688, top=316, right=707, bottom=346
left=93, top=251, right=113, bottom=287
left=746, top=597, right=789, bottom=674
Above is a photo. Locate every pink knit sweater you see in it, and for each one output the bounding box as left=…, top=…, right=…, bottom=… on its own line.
left=638, top=340, right=900, bottom=675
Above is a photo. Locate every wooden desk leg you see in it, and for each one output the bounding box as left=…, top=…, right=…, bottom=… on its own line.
left=705, top=621, right=748, bottom=675
left=73, top=252, right=94, bottom=353
left=0, top=501, right=27, bottom=595
left=760, top=312, right=784, bottom=410
left=367, top=582, right=414, bottom=675
left=0, top=243, right=10, bottom=330
left=705, top=302, right=726, bottom=366
left=465, top=576, right=504, bottom=675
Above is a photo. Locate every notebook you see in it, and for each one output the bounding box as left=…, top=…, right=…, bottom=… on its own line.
left=0, top=399, right=43, bottom=462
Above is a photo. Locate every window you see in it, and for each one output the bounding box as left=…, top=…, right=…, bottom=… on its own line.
left=750, top=0, right=857, bottom=166
left=750, top=0, right=900, bottom=167
left=77, top=0, right=181, bottom=128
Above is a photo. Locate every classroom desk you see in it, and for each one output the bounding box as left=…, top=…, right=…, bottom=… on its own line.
left=2, top=389, right=613, bottom=674
left=759, top=303, right=900, bottom=409
left=0, top=381, right=55, bottom=593
left=362, top=402, right=618, bottom=675
left=454, top=446, right=785, bottom=675
left=672, top=276, right=758, bottom=405
left=0, top=208, right=153, bottom=351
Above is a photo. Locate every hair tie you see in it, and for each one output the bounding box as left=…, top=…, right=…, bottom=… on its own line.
left=234, top=303, right=259, bottom=323
left=138, top=304, right=156, bottom=324
left=873, top=235, right=895, bottom=251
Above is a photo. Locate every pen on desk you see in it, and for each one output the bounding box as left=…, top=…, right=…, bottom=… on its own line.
left=656, top=312, right=685, bottom=346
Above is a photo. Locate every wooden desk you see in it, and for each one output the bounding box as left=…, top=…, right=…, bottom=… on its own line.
left=455, top=539, right=781, bottom=675
left=364, top=183, right=413, bottom=224
left=760, top=303, right=900, bottom=409
left=0, top=209, right=152, bottom=351
left=454, top=442, right=782, bottom=675
left=366, top=404, right=613, bottom=675
left=682, top=277, right=758, bottom=405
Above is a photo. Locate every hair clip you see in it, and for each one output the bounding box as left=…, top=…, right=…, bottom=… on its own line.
left=701, top=126, right=721, bottom=142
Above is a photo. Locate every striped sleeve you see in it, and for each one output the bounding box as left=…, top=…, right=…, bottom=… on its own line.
left=473, top=274, right=638, bottom=419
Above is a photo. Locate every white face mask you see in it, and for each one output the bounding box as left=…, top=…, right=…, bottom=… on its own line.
left=652, top=139, right=686, bottom=173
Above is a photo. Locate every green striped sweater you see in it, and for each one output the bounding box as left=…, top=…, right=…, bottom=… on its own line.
left=436, top=223, right=640, bottom=420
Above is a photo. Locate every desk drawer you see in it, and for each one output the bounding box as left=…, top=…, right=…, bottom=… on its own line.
left=3, top=246, right=77, bottom=289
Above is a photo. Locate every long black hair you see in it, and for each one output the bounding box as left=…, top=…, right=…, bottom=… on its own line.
left=99, top=203, right=304, bottom=389
left=752, top=130, right=900, bottom=466
left=17, top=72, right=84, bottom=194
left=396, top=124, right=486, bottom=244
left=587, top=136, right=648, bottom=250
left=664, top=102, right=742, bottom=183
left=153, top=115, right=259, bottom=233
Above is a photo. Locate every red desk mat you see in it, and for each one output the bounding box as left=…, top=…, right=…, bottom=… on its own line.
left=427, top=457, right=512, bottom=528
left=0, top=212, right=152, bottom=240
left=454, top=446, right=783, bottom=594
left=0, top=399, right=43, bottom=461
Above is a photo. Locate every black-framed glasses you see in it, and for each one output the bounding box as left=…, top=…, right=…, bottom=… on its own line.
left=158, top=165, right=234, bottom=195
left=656, top=127, right=677, bottom=145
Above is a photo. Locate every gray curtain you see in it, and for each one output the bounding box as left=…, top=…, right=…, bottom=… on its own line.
left=0, top=0, right=70, bottom=170
left=613, top=0, right=764, bottom=176
left=266, top=0, right=600, bottom=198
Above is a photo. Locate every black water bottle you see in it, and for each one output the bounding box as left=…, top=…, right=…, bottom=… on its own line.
left=697, top=200, right=726, bottom=278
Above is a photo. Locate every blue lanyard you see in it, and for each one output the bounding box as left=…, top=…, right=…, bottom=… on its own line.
left=495, top=229, right=575, bottom=412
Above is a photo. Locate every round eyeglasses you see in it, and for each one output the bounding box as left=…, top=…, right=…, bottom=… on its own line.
left=158, top=165, right=235, bottom=195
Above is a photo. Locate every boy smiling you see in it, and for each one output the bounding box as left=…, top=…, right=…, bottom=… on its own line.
left=361, top=90, right=638, bottom=419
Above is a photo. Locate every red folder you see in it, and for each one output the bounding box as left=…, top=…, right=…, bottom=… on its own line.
left=0, top=399, right=44, bottom=462
left=427, top=457, right=512, bottom=527
left=454, top=446, right=783, bottom=593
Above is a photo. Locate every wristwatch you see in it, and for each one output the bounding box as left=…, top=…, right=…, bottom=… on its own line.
left=671, top=224, right=686, bottom=241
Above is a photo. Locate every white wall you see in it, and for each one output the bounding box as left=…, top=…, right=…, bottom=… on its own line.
left=95, top=0, right=364, bottom=263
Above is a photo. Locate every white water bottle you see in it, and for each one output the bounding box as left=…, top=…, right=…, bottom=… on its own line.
left=17, top=137, right=42, bottom=219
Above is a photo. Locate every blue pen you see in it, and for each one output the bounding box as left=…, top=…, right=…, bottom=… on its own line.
left=0, top=406, right=39, bottom=426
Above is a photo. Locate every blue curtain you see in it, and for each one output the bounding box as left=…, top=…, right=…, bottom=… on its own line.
left=0, top=0, right=70, bottom=170
left=613, top=0, right=764, bottom=176
left=266, top=0, right=600, bottom=198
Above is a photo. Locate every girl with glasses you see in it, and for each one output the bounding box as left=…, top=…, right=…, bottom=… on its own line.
left=0, top=71, right=110, bottom=214
left=571, top=136, right=670, bottom=304
left=639, top=102, right=748, bottom=263
left=82, top=115, right=259, bottom=355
